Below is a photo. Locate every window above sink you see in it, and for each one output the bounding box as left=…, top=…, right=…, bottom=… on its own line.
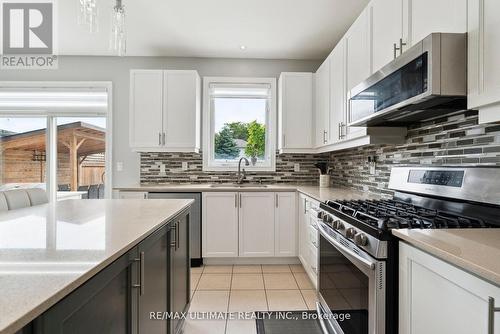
left=202, top=77, right=276, bottom=172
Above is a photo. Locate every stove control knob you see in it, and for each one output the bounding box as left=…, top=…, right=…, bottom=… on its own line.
left=316, top=211, right=324, bottom=219
left=332, top=220, right=344, bottom=230
left=354, top=233, right=369, bottom=247
left=346, top=228, right=357, bottom=239
left=323, top=215, right=333, bottom=224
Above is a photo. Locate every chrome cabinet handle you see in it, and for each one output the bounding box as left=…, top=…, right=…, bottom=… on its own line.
left=132, top=252, right=145, bottom=296
left=176, top=221, right=180, bottom=250
left=239, top=193, right=242, bottom=208
left=283, top=134, right=286, bottom=147
left=394, top=38, right=407, bottom=58
left=162, top=132, right=166, bottom=146
left=489, top=297, right=500, bottom=334
left=323, top=130, right=327, bottom=144
left=158, top=132, right=162, bottom=146
left=234, top=193, right=238, bottom=208
left=303, top=198, right=307, bottom=214
left=275, top=194, right=279, bottom=208
left=171, top=224, right=177, bottom=249
left=393, top=42, right=398, bottom=59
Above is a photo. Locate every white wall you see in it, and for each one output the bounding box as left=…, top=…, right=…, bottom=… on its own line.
left=0, top=56, right=320, bottom=187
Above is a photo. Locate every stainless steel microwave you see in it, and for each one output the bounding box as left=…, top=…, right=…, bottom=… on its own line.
left=348, top=33, right=467, bottom=127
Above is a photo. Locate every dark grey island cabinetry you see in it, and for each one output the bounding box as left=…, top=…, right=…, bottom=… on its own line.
left=23, top=208, right=191, bottom=334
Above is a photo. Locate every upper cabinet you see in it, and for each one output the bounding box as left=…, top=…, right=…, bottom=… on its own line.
left=278, top=73, right=314, bottom=153
left=403, top=0, right=467, bottom=48
left=345, top=8, right=372, bottom=92
left=314, top=58, right=331, bottom=147
left=467, top=0, right=500, bottom=123
left=370, top=0, right=467, bottom=74
left=370, top=0, right=403, bottom=73
left=129, top=70, right=201, bottom=152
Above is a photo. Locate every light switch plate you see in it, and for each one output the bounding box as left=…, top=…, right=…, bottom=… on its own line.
left=182, top=162, right=188, bottom=171
left=294, top=163, right=300, bottom=172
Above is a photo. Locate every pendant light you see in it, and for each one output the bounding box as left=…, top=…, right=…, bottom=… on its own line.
left=109, top=0, right=126, bottom=56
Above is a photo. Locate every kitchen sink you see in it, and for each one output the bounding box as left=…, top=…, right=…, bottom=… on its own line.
left=209, top=184, right=268, bottom=188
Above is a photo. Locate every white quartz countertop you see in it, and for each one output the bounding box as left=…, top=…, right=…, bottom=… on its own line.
left=393, top=229, right=500, bottom=287
left=115, top=184, right=383, bottom=202
left=0, top=199, right=193, bottom=334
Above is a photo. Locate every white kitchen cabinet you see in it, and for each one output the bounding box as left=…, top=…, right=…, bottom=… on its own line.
left=314, top=58, right=331, bottom=147
left=468, top=0, right=500, bottom=123
left=163, top=71, right=201, bottom=151
left=239, top=192, right=276, bottom=257
left=274, top=192, right=297, bottom=257
left=370, top=0, right=403, bottom=73
left=344, top=9, right=370, bottom=140
left=399, top=242, right=500, bottom=334
left=298, top=194, right=309, bottom=265
left=298, top=194, right=319, bottom=288
left=129, top=70, right=164, bottom=149
left=403, top=0, right=467, bottom=48
left=329, top=41, right=346, bottom=144
left=129, top=69, right=201, bottom=152
left=202, top=192, right=239, bottom=257
left=278, top=73, right=314, bottom=153
left=345, top=8, right=371, bottom=92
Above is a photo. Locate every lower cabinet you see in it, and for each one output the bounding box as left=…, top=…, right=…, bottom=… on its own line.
left=202, top=191, right=297, bottom=258
left=297, top=194, right=319, bottom=288
left=202, top=192, right=239, bottom=257
left=33, top=209, right=191, bottom=334
left=239, top=192, right=276, bottom=257
left=169, top=213, right=190, bottom=334
left=399, top=242, right=500, bottom=334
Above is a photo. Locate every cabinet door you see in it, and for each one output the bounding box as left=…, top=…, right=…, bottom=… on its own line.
left=163, top=71, right=201, bottom=151
left=170, top=213, right=190, bottom=334
left=274, top=192, right=297, bottom=257
left=239, top=192, right=275, bottom=257
left=36, top=250, right=135, bottom=334
left=403, top=0, right=467, bottom=47
left=371, top=0, right=403, bottom=73
left=345, top=8, right=371, bottom=92
left=399, top=242, right=500, bottom=334
left=278, top=73, right=313, bottom=152
left=130, top=70, right=164, bottom=149
left=298, top=194, right=308, bottom=264
left=468, top=0, right=500, bottom=118
left=137, top=226, right=168, bottom=334
left=314, top=58, right=330, bottom=147
left=329, top=42, right=346, bottom=144
left=202, top=192, right=239, bottom=257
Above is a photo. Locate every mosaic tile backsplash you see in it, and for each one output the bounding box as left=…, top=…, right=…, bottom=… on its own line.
left=140, top=111, right=500, bottom=194
left=140, top=152, right=329, bottom=184
left=329, top=110, right=500, bottom=196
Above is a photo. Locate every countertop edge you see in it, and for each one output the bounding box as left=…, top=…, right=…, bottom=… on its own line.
left=2, top=200, right=194, bottom=334
left=392, top=230, right=500, bottom=287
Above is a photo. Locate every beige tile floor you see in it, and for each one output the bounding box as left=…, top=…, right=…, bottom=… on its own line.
left=184, top=264, right=318, bottom=334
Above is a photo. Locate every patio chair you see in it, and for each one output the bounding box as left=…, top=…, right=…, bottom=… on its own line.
left=4, top=189, right=31, bottom=210
left=88, top=184, right=99, bottom=199
left=26, top=188, right=49, bottom=206
left=77, top=185, right=89, bottom=199
left=58, top=184, right=71, bottom=191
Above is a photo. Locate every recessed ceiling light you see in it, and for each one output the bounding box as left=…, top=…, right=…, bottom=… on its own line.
left=240, top=45, right=247, bottom=50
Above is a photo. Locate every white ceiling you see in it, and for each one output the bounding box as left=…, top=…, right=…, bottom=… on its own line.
left=58, top=0, right=369, bottom=59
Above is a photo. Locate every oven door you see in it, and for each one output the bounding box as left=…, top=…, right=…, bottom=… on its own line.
left=316, top=221, right=386, bottom=334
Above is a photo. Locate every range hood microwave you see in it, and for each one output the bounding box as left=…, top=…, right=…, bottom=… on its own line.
left=348, top=33, right=467, bottom=127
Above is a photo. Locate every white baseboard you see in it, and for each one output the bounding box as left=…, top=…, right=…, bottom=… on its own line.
left=203, top=257, right=301, bottom=265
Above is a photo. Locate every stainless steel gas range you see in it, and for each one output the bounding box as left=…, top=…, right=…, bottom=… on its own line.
left=316, top=166, right=500, bottom=334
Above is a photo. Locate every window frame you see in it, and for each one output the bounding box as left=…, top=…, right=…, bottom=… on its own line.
left=0, top=81, right=113, bottom=201
left=202, top=77, right=276, bottom=172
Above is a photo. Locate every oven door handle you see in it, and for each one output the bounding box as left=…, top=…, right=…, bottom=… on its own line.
left=318, top=222, right=376, bottom=270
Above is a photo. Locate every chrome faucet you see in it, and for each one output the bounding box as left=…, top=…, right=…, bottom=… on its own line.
left=236, top=157, right=250, bottom=184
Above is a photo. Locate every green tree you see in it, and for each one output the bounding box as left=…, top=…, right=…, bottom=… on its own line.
left=244, top=121, right=265, bottom=158
left=226, top=122, right=249, bottom=141
left=214, top=127, right=239, bottom=159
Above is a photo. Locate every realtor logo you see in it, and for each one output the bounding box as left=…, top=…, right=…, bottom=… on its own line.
left=1, top=0, right=58, bottom=69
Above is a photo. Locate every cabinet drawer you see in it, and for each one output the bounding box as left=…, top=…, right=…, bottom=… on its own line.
left=308, top=224, right=318, bottom=248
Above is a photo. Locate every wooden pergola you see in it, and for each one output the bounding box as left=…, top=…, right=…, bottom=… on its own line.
left=0, top=122, right=105, bottom=190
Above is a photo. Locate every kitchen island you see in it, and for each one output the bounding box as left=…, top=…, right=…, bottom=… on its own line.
left=0, top=199, right=193, bottom=334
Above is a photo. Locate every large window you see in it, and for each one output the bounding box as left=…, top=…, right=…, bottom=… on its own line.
left=203, top=77, right=276, bottom=171
left=0, top=84, right=111, bottom=201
